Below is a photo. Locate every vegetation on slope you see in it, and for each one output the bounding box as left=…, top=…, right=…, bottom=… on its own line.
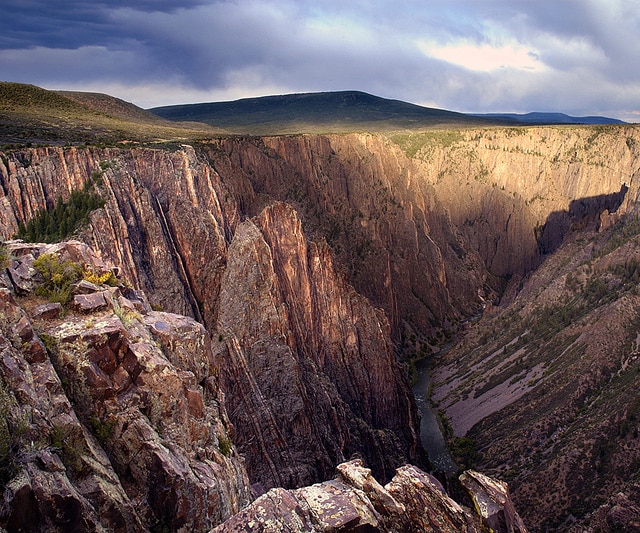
left=15, top=178, right=104, bottom=244
left=0, top=243, right=8, bottom=270
left=0, top=82, right=220, bottom=146
left=433, top=214, right=640, bottom=530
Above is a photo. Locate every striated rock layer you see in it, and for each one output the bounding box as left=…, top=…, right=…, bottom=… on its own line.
left=0, top=143, right=425, bottom=489
left=216, top=203, right=420, bottom=488
left=3, top=128, right=638, bottom=341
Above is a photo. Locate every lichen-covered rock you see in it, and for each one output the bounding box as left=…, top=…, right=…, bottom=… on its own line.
left=0, top=242, right=252, bottom=532
left=73, top=291, right=109, bottom=313
left=460, top=470, right=528, bottom=533
left=212, top=460, right=526, bottom=533
left=0, top=289, right=142, bottom=532
left=33, top=302, right=63, bottom=319
left=6, top=252, right=36, bottom=295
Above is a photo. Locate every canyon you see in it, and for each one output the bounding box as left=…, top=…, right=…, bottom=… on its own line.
left=1, top=122, right=640, bottom=530
left=0, top=239, right=527, bottom=531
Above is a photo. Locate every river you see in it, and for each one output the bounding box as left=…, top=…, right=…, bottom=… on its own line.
left=412, top=356, right=457, bottom=475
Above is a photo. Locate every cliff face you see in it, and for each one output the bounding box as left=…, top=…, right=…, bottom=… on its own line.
left=0, top=142, right=423, bottom=490
left=3, top=128, right=637, bottom=341
left=409, top=127, right=639, bottom=276
left=216, top=203, right=419, bottom=488
left=0, top=238, right=526, bottom=531
left=204, top=134, right=488, bottom=340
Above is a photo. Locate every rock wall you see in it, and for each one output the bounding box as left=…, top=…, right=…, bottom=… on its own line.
left=1, top=125, right=639, bottom=517
left=0, top=237, right=525, bottom=532
left=216, top=203, right=420, bottom=488
left=3, top=128, right=638, bottom=340
left=412, top=126, right=640, bottom=276
left=204, top=135, right=487, bottom=340
left=0, top=143, right=424, bottom=490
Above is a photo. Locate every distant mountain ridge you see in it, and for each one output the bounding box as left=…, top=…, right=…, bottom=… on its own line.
left=0, top=83, right=626, bottom=143
left=473, top=111, right=625, bottom=125
left=149, top=90, right=507, bottom=134
left=0, top=81, right=219, bottom=145
left=150, top=90, right=625, bottom=134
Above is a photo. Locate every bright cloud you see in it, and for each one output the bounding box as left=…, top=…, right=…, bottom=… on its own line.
left=417, top=40, right=544, bottom=72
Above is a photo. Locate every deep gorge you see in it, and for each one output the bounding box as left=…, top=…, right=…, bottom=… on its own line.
left=2, top=124, right=640, bottom=530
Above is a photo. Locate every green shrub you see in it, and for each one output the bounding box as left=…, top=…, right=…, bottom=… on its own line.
left=218, top=435, right=232, bottom=456
left=33, top=253, right=82, bottom=304
left=90, top=414, right=117, bottom=443
left=0, top=243, right=8, bottom=269
left=49, top=423, right=86, bottom=475
left=0, top=381, right=28, bottom=483
left=451, top=436, right=477, bottom=469
left=39, top=333, right=58, bottom=353
left=15, top=184, right=104, bottom=243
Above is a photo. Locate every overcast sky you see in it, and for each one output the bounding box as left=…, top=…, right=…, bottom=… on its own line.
left=1, top=0, right=639, bottom=121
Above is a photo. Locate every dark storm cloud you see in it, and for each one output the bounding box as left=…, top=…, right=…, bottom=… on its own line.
left=0, top=0, right=638, bottom=120
left=0, top=1, right=209, bottom=49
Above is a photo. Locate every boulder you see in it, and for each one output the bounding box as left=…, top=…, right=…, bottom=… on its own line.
left=33, top=302, right=63, bottom=320
left=73, top=292, right=108, bottom=313
left=460, top=470, right=529, bottom=533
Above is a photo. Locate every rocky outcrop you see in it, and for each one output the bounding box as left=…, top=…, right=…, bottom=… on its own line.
left=460, top=470, right=528, bottom=533
left=212, top=459, right=528, bottom=533
left=215, top=203, right=420, bottom=488
left=0, top=241, right=252, bottom=532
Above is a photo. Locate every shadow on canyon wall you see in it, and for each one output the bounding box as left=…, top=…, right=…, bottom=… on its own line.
left=537, top=184, right=629, bottom=255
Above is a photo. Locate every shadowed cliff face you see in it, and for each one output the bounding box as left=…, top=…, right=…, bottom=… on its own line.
left=538, top=185, right=629, bottom=254
left=1, top=126, right=639, bottom=513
